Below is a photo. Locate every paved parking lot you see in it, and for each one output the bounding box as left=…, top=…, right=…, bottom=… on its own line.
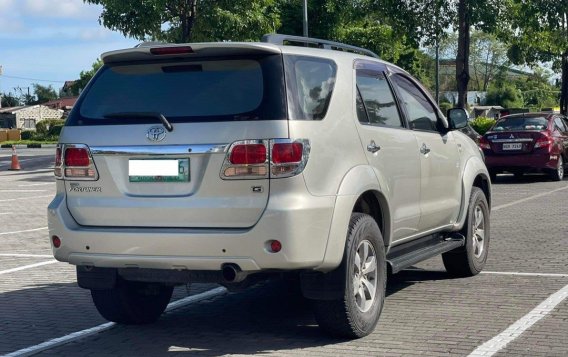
left=0, top=148, right=567, bottom=356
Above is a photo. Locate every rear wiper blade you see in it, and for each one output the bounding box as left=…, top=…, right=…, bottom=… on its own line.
left=103, top=112, right=174, bottom=132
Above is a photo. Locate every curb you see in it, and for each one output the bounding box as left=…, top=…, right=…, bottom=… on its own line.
left=0, top=144, right=57, bottom=149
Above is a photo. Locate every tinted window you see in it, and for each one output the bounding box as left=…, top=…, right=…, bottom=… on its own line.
left=391, top=74, right=439, bottom=132
left=68, top=55, right=286, bottom=125
left=356, top=71, right=402, bottom=128
left=285, top=56, right=337, bottom=120
left=554, top=117, right=567, bottom=132
left=492, top=117, right=549, bottom=131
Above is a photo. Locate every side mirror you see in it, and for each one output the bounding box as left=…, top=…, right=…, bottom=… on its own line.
left=447, top=108, right=469, bottom=129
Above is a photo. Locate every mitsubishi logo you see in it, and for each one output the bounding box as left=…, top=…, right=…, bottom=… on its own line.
left=509, top=134, right=515, bottom=139
left=146, top=126, right=166, bottom=142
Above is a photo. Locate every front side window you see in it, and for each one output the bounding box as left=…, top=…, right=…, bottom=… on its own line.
left=285, top=56, right=337, bottom=120
left=391, top=74, right=439, bottom=132
left=356, top=71, right=403, bottom=128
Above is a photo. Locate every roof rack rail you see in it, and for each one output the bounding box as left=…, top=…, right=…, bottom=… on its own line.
left=261, top=34, right=379, bottom=59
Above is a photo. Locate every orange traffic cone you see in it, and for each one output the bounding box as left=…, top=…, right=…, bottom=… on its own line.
left=9, top=145, right=21, bottom=171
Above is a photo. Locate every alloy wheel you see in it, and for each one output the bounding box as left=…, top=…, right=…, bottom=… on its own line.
left=353, top=240, right=378, bottom=312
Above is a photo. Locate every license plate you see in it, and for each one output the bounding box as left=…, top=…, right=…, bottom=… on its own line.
left=129, top=159, right=189, bottom=183
left=502, top=143, right=522, bottom=150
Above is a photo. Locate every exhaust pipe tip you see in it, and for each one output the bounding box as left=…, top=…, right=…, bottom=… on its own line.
left=221, top=263, right=247, bottom=283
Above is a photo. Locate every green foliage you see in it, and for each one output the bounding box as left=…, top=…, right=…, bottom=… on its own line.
left=84, top=0, right=280, bottom=43
left=503, top=0, right=567, bottom=114
left=70, top=60, right=103, bottom=96
left=48, top=125, right=64, bottom=137
left=1, top=92, right=20, bottom=107
left=36, top=119, right=65, bottom=135
left=32, top=84, right=58, bottom=104
left=20, top=131, right=35, bottom=140
left=470, top=116, right=496, bottom=135
left=486, top=83, right=524, bottom=108
left=439, top=102, right=453, bottom=114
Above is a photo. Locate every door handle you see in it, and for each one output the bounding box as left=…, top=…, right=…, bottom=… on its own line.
left=420, top=143, right=431, bottom=155
left=367, top=141, right=381, bottom=153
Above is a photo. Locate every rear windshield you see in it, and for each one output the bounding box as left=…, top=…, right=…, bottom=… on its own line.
left=67, top=55, right=286, bottom=125
left=492, top=116, right=549, bottom=131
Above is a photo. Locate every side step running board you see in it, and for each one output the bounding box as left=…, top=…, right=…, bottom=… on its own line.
left=386, top=234, right=466, bottom=274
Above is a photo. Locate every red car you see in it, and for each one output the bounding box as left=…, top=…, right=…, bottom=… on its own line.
left=479, top=113, right=568, bottom=181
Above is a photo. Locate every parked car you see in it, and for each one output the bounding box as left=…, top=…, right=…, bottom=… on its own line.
left=48, top=34, right=491, bottom=338
left=479, top=112, right=568, bottom=181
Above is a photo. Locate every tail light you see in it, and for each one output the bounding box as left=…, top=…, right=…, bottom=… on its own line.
left=534, top=134, right=553, bottom=150
left=221, top=139, right=310, bottom=180
left=54, top=144, right=99, bottom=180
left=479, top=136, right=491, bottom=150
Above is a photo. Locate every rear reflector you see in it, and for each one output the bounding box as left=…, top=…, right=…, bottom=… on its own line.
left=150, top=46, right=193, bottom=55
left=272, top=143, right=303, bottom=163
left=52, top=235, right=61, bottom=248
left=230, top=144, right=267, bottom=165
left=65, top=148, right=90, bottom=167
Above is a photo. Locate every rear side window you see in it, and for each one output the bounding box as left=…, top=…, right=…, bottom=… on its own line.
left=493, top=117, right=549, bottom=131
left=68, top=55, right=286, bottom=125
left=285, top=55, right=337, bottom=120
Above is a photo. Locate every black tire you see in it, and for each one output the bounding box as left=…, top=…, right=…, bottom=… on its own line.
left=91, top=280, right=173, bottom=324
left=549, top=156, right=564, bottom=181
left=312, top=213, right=387, bottom=339
left=443, top=187, right=490, bottom=277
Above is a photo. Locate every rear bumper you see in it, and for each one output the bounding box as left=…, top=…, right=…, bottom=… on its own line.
left=484, top=153, right=559, bottom=172
left=48, top=175, right=336, bottom=273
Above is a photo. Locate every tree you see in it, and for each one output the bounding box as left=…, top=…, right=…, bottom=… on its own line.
left=386, top=0, right=509, bottom=108
left=504, top=0, right=568, bottom=115
left=1, top=92, right=20, bottom=107
left=84, top=0, right=280, bottom=43
left=69, top=59, right=103, bottom=96
left=32, top=84, right=58, bottom=104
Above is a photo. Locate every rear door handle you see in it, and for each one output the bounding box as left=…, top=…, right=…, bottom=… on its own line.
left=367, top=141, right=381, bottom=153
left=420, top=143, right=431, bottom=155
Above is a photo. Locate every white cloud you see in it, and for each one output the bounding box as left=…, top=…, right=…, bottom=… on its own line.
left=0, top=0, right=15, bottom=12
left=21, top=0, right=101, bottom=19
left=0, top=17, right=26, bottom=34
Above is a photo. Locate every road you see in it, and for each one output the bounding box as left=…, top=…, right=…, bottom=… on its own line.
left=0, top=148, right=567, bottom=356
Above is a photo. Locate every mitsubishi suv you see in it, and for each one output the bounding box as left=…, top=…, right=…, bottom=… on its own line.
left=48, top=34, right=491, bottom=338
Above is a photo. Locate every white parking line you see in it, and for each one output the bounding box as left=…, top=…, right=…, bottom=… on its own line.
left=0, top=190, right=48, bottom=192
left=0, top=260, right=57, bottom=275
left=0, top=227, right=48, bottom=236
left=0, top=253, right=53, bottom=258
left=492, top=185, right=568, bottom=211
left=0, top=195, right=53, bottom=202
left=482, top=271, right=568, bottom=278
left=468, top=283, right=568, bottom=357
left=4, top=287, right=228, bottom=357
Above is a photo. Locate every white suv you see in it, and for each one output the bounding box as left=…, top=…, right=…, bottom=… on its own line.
left=48, top=34, right=491, bottom=338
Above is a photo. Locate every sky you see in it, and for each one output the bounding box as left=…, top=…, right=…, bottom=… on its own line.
left=0, top=0, right=138, bottom=97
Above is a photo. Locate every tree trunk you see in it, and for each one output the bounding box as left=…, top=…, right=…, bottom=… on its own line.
left=561, top=51, right=568, bottom=116
left=456, top=0, right=470, bottom=109
left=179, top=0, right=197, bottom=43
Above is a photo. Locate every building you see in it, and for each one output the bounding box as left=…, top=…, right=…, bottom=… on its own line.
left=0, top=105, right=64, bottom=129
left=43, top=96, right=78, bottom=111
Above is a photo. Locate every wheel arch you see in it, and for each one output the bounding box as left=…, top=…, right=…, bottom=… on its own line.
left=454, top=156, right=492, bottom=231
left=316, top=165, right=392, bottom=271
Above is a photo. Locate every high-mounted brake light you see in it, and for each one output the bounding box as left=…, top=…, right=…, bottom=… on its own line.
left=54, top=144, right=99, bottom=180
left=150, top=46, right=193, bottom=55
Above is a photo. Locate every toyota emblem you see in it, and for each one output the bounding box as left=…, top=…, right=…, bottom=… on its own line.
left=147, top=126, right=166, bottom=142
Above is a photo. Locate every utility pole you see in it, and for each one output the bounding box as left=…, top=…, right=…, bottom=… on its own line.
left=302, top=0, right=308, bottom=37
left=0, top=65, right=3, bottom=109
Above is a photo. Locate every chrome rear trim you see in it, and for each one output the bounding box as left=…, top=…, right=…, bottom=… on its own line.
left=490, top=139, right=533, bottom=143
left=90, top=145, right=228, bottom=156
